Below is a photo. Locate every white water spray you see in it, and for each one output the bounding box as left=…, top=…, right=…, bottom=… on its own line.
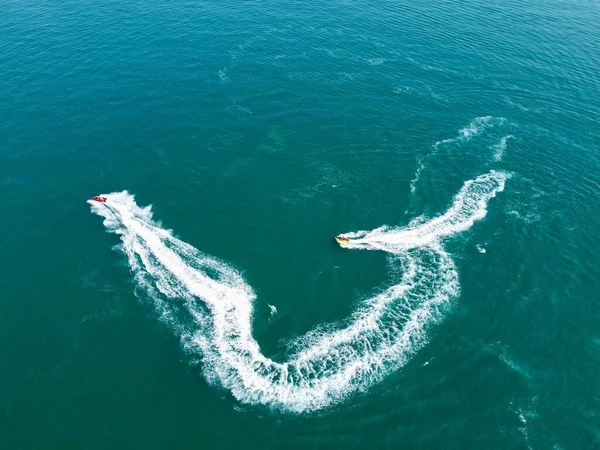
left=409, top=116, right=506, bottom=194
left=89, top=170, right=507, bottom=412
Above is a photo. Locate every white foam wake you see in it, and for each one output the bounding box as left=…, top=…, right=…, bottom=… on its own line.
left=492, top=135, right=514, bottom=162
left=89, top=170, right=507, bottom=413
left=432, top=116, right=504, bottom=149
left=410, top=116, right=506, bottom=194
left=344, top=171, right=508, bottom=250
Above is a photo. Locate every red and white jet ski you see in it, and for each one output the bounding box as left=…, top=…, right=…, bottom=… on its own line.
left=91, top=196, right=107, bottom=203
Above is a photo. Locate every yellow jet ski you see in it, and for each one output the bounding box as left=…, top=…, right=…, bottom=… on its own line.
left=335, top=235, right=350, bottom=244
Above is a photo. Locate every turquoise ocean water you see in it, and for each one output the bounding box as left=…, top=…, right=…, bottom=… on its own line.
left=1, top=0, right=599, bottom=448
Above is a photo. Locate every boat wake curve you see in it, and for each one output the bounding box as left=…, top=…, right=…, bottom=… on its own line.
left=89, top=170, right=507, bottom=412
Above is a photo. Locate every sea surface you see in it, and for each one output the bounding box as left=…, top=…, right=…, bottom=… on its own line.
left=1, top=0, right=599, bottom=448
